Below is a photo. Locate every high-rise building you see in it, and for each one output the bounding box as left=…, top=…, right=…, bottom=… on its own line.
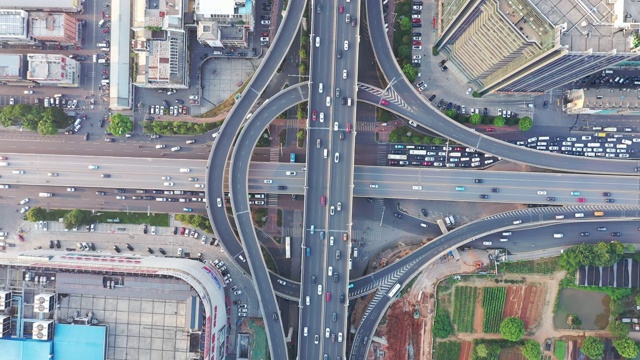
left=435, top=0, right=640, bottom=94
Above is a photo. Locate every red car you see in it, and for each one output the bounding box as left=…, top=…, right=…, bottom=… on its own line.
left=312, top=110, right=317, bottom=121
left=422, top=161, right=432, bottom=166
left=180, top=227, right=186, bottom=235
left=0, top=156, right=6, bottom=160
left=326, top=291, right=331, bottom=302
left=261, top=32, right=269, bottom=36
left=100, top=11, right=105, bottom=17
left=346, top=123, right=351, bottom=133
left=412, top=41, right=421, bottom=45
left=412, top=18, right=421, bottom=23
left=18, top=234, right=24, bottom=242
left=577, top=198, right=587, bottom=203
left=339, top=5, right=344, bottom=13
left=103, top=29, right=110, bottom=33
left=486, top=128, right=496, bottom=132
left=380, top=99, right=389, bottom=106
left=321, top=196, right=326, bottom=206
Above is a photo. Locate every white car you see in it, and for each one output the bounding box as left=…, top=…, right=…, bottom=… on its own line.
left=164, top=182, right=174, bottom=186
left=261, top=20, right=270, bottom=25
left=24, top=90, right=33, bottom=94
left=334, top=122, right=339, bottom=131
left=19, top=198, right=29, bottom=205
left=66, top=187, right=75, bottom=192
left=328, top=266, right=333, bottom=276
left=338, top=332, right=343, bottom=342
left=334, top=152, right=339, bottom=163
left=286, top=171, right=296, bottom=176
left=325, top=328, right=330, bottom=338
left=189, top=95, right=199, bottom=100
left=412, top=55, right=421, bottom=59
left=116, top=196, right=126, bottom=200
left=369, top=184, right=378, bottom=188
left=20, top=206, right=29, bottom=214
left=171, top=146, right=181, bottom=151
left=155, top=144, right=166, bottom=149
left=412, top=14, right=420, bottom=19
left=336, top=202, right=342, bottom=211
left=343, top=40, right=349, bottom=50
left=537, top=190, right=547, bottom=195
left=412, top=36, right=421, bottom=40
left=317, top=284, right=322, bottom=295
left=264, top=179, right=272, bottom=184
left=482, top=241, right=492, bottom=246
left=342, top=69, right=348, bottom=79
left=217, top=198, right=222, bottom=207
left=319, top=83, right=323, bottom=93
left=319, top=112, right=324, bottom=122
left=330, top=206, right=335, bottom=215
left=412, top=185, right=422, bottom=190
left=260, top=37, right=269, bottom=42
left=325, top=96, right=331, bottom=106
left=195, top=184, right=205, bottom=188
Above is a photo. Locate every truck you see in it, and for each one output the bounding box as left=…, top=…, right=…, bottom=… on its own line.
left=39, top=192, right=53, bottom=197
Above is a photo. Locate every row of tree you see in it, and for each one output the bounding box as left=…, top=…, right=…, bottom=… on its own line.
left=0, top=104, right=70, bottom=135
left=558, top=241, right=626, bottom=272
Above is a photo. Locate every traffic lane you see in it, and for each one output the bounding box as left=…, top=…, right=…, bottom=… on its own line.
left=473, top=220, right=640, bottom=252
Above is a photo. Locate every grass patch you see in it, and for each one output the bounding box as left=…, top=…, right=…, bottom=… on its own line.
left=38, top=209, right=169, bottom=227
left=277, top=209, right=283, bottom=227
left=498, top=258, right=558, bottom=275
left=389, top=125, right=447, bottom=145
left=198, top=75, right=253, bottom=118
left=555, top=340, right=566, bottom=360
left=253, top=207, right=268, bottom=227
left=256, top=129, right=271, bottom=147
left=434, top=341, right=461, bottom=360
left=143, top=119, right=222, bottom=135
left=261, top=245, right=277, bottom=272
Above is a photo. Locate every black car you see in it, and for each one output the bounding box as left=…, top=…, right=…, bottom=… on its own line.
left=339, top=292, right=345, bottom=304
left=479, top=194, right=488, bottom=199
left=147, top=247, right=154, bottom=254
left=336, top=50, right=342, bottom=59
left=167, top=198, right=178, bottom=202
left=597, top=227, right=607, bottom=231
left=490, top=188, right=499, bottom=193
left=474, top=179, right=483, bottom=183
left=602, top=192, right=611, bottom=197
left=113, top=245, right=121, bottom=253
left=547, top=197, right=556, bottom=201
left=367, top=198, right=375, bottom=203
left=152, top=190, right=163, bottom=194
left=126, top=243, right=134, bottom=251
left=341, top=97, right=346, bottom=105
left=605, top=199, right=615, bottom=203
left=143, top=225, right=148, bottom=234
left=101, top=174, right=111, bottom=178
left=89, top=242, right=95, bottom=251
left=393, top=212, right=403, bottom=219
left=115, top=189, right=125, bottom=193
left=173, top=227, right=178, bottom=235
left=580, top=232, right=590, bottom=237
left=543, top=100, right=549, bottom=109
left=143, top=196, right=155, bottom=200
left=611, top=232, right=621, bottom=237
left=311, top=275, right=317, bottom=284
left=428, top=94, right=437, bottom=102
left=412, top=23, right=422, bottom=28
left=158, top=248, right=166, bottom=255
left=162, top=100, right=169, bottom=107
left=277, top=185, right=287, bottom=190
left=411, top=63, right=420, bottom=68
left=333, top=273, right=339, bottom=283
left=339, top=132, right=345, bottom=140
left=412, top=32, right=422, bottom=36
left=49, top=240, right=55, bottom=248
left=98, top=119, right=104, bottom=127
left=421, top=208, right=428, bottom=216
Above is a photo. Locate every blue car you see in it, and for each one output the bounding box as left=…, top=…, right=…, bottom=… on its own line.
left=306, top=247, right=311, bottom=257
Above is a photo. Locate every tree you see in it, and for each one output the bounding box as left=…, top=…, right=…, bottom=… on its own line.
left=444, top=109, right=457, bottom=119
left=469, top=113, right=482, bottom=125
left=63, top=209, right=91, bottom=230
left=613, top=337, right=639, bottom=359
left=398, top=45, right=412, bottom=59
left=37, top=117, right=58, bottom=135
left=25, top=207, right=46, bottom=222
left=296, top=130, right=304, bottom=141
left=432, top=308, right=453, bottom=338
left=500, top=317, right=525, bottom=341
left=493, top=116, right=506, bottom=127
left=518, top=116, right=533, bottom=131
left=581, top=336, right=605, bottom=359
left=107, top=113, right=133, bottom=136
left=522, top=340, right=542, bottom=360
left=475, top=343, right=489, bottom=358
left=400, top=17, right=411, bottom=30
left=377, top=108, right=392, bottom=122
left=401, top=63, right=419, bottom=83
left=610, top=321, right=630, bottom=339
left=299, top=49, right=307, bottom=60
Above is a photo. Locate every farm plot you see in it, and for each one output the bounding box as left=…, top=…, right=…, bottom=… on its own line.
left=452, top=286, right=477, bottom=333
left=434, top=341, right=461, bottom=360
left=482, top=287, right=507, bottom=333
left=503, top=285, right=546, bottom=329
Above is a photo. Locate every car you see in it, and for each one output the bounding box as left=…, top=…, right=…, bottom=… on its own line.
left=325, top=328, right=330, bottom=338
left=343, top=40, right=349, bottom=50
left=474, top=179, right=483, bottom=183
left=260, top=37, right=269, bottom=42
left=571, top=191, right=581, bottom=196
left=577, top=198, right=587, bottom=203
left=380, top=99, right=389, bottom=106
left=318, top=284, right=322, bottom=295
left=580, top=232, right=590, bottom=237
left=113, top=245, right=121, bottom=253
left=19, top=198, right=29, bottom=205
left=479, top=194, right=488, bottom=199
left=455, top=186, right=465, bottom=191
left=336, top=202, right=342, bottom=211
left=126, top=243, right=134, bottom=251
left=88, top=165, right=99, bottom=169
left=547, top=197, right=556, bottom=201
left=412, top=18, right=421, bottom=23
left=412, top=45, right=422, bottom=50
left=597, top=227, right=607, bottom=231
left=482, top=241, right=492, bottom=246
left=330, top=206, right=335, bottom=215
left=412, top=41, right=421, bottom=45
left=338, top=332, right=343, bottom=343
left=67, top=187, right=75, bottom=192
left=611, top=232, right=621, bottom=237
left=171, top=146, right=181, bottom=151
left=537, top=190, right=547, bottom=195
left=234, top=290, right=242, bottom=295
left=339, top=4, right=344, bottom=13
left=261, top=20, right=270, bottom=25
left=602, top=192, right=611, bottom=197
left=321, top=196, right=326, bottom=206
left=393, top=212, right=403, bottom=219
left=326, top=292, right=331, bottom=302
left=334, top=152, right=340, bottom=163
left=342, top=69, right=348, bottom=79
left=314, top=335, right=319, bottom=344
left=264, top=179, right=272, bottom=184
left=370, top=184, right=378, bottom=188
left=312, top=110, right=317, bottom=121
left=9, top=98, right=14, bottom=105
left=605, top=199, right=615, bottom=203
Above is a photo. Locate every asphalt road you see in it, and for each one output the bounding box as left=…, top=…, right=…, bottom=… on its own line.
left=205, top=1, right=308, bottom=359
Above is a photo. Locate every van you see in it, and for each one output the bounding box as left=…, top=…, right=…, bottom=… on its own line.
left=616, top=144, right=627, bottom=149
left=553, top=233, right=564, bottom=238
left=502, top=232, right=512, bottom=236
left=604, top=69, right=614, bottom=74
left=555, top=215, right=565, bottom=219
left=39, top=192, right=53, bottom=197
left=98, top=59, right=107, bottom=64
left=93, top=54, right=98, bottom=63
left=74, top=118, right=82, bottom=127
left=98, top=19, right=106, bottom=27
left=306, top=296, right=310, bottom=305
left=323, top=149, right=328, bottom=158
left=538, top=136, right=550, bottom=141
left=347, top=97, right=352, bottom=106
left=622, top=139, right=632, bottom=145
left=512, top=220, right=522, bottom=224
left=574, top=213, right=585, bottom=218
left=97, top=42, right=108, bottom=48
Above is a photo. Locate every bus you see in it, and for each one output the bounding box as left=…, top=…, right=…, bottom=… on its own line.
left=290, top=153, right=296, bottom=163
left=387, top=283, right=402, bottom=298
left=387, top=154, right=408, bottom=160
left=285, top=236, right=291, bottom=258
left=409, top=150, right=427, bottom=155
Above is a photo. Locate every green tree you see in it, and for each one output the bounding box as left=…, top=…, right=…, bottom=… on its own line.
left=432, top=308, right=453, bottom=338
left=299, top=63, right=307, bottom=75
left=433, top=137, right=445, bottom=145
left=401, top=63, right=419, bottom=83
left=299, top=49, right=307, bottom=60
left=500, top=317, right=525, bottom=341
left=475, top=343, right=489, bottom=358
left=444, top=109, right=457, bottom=119
left=25, top=207, right=46, bottom=222
left=518, top=116, right=533, bottom=131
left=400, top=17, right=411, bottom=30
left=470, top=113, right=482, bottom=125
left=37, top=117, right=58, bottom=135
left=402, top=35, right=411, bottom=44
left=398, top=45, right=412, bottom=59
left=493, top=116, right=506, bottom=127
left=377, top=108, right=392, bottom=122
left=610, top=321, right=630, bottom=339
left=581, top=336, right=604, bottom=359
left=388, top=131, right=399, bottom=143
left=522, top=339, right=542, bottom=360
left=613, top=337, right=639, bottom=359
left=63, top=209, right=91, bottom=230
left=296, top=130, right=304, bottom=141
left=107, top=113, right=133, bottom=136
left=635, top=294, right=640, bottom=306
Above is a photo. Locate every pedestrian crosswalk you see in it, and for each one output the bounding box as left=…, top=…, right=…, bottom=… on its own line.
left=375, top=146, right=388, bottom=166
left=269, top=148, right=280, bottom=162
left=357, top=121, right=376, bottom=132
left=267, top=194, right=278, bottom=207
left=286, top=119, right=299, bottom=129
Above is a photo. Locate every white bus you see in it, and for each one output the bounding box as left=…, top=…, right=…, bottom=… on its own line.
left=285, top=236, right=291, bottom=259
left=409, top=150, right=427, bottom=155
left=387, top=154, right=408, bottom=160
left=387, top=283, right=402, bottom=298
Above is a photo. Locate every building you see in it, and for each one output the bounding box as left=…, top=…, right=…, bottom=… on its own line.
left=26, top=53, right=79, bottom=87
left=30, top=12, right=81, bottom=46
left=0, top=54, right=24, bottom=82
left=194, top=0, right=254, bottom=48
left=131, top=0, right=188, bottom=89
left=0, top=0, right=82, bottom=13
left=435, top=0, right=640, bottom=95
left=0, top=10, right=31, bottom=44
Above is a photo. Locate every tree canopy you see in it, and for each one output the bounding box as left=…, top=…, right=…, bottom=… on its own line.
left=518, top=116, right=533, bottom=131
left=581, top=336, right=604, bottom=359
left=613, top=337, right=639, bottom=359
left=107, top=113, right=133, bottom=136
left=25, top=207, right=46, bottom=222
left=610, top=321, right=630, bottom=339
left=493, top=116, right=506, bottom=127
left=499, top=317, right=525, bottom=341
left=0, top=104, right=70, bottom=134
left=63, top=209, right=92, bottom=230
left=401, top=64, right=419, bottom=83
left=521, top=340, right=542, bottom=360
left=470, top=113, right=482, bottom=125
left=558, top=241, right=625, bottom=272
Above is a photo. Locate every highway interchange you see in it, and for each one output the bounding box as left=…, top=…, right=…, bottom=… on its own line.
left=5, top=1, right=640, bottom=360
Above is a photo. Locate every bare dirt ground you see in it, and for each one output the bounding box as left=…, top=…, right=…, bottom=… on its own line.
left=503, top=285, right=546, bottom=329
left=459, top=341, right=473, bottom=360
left=382, top=298, right=423, bottom=360
left=473, top=288, right=484, bottom=333
left=498, top=348, right=528, bottom=360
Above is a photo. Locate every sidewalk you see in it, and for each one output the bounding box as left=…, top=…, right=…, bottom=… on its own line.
left=507, top=247, right=568, bottom=262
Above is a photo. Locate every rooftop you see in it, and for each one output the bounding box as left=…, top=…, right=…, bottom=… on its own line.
left=30, top=13, right=66, bottom=39
left=0, top=54, right=22, bottom=78
left=0, top=10, right=28, bottom=38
